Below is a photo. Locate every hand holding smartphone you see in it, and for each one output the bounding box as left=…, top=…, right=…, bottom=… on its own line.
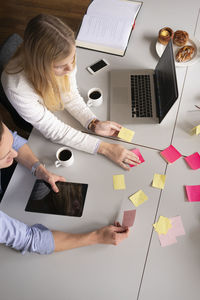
left=87, top=59, right=109, bottom=74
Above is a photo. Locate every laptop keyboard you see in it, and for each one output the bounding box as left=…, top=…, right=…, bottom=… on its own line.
left=130, top=75, right=153, bottom=117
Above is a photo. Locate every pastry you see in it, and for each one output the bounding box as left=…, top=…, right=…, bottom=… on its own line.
left=173, top=30, right=189, bottom=46
left=176, top=45, right=195, bottom=62
left=158, top=27, right=174, bottom=45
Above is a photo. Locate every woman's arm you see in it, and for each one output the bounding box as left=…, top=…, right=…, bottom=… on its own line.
left=63, top=66, right=98, bottom=128
left=1, top=71, right=100, bottom=154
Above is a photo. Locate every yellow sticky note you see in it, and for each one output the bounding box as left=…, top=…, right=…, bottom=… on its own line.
left=153, top=216, right=172, bottom=235
left=129, top=189, right=148, bottom=207
left=191, top=125, right=200, bottom=135
left=118, top=127, right=135, bottom=142
left=113, top=175, right=126, bottom=190
left=152, top=173, right=166, bottom=189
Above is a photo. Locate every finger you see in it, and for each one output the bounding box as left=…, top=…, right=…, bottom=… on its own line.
left=123, top=158, right=137, bottom=165
left=114, top=221, right=121, bottom=227
left=114, top=226, right=125, bottom=233
left=110, top=121, right=123, bottom=129
left=112, top=131, right=120, bottom=137
left=50, top=181, right=59, bottom=193
left=128, top=151, right=139, bottom=159
left=57, top=176, right=66, bottom=182
left=119, top=161, right=130, bottom=171
left=128, top=153, right=140, bottom=163
left=110, top=124, right=121, bottom=131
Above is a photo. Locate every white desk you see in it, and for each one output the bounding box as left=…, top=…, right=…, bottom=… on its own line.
left=76, top=0, right=200, bottom=150
left=138, top=158, right=200, bottom=300
left=171, top=13, right=200, bottom=156
left=1, top=0, right=200, bottom=299
left=0, top=130, right=166, bottom=300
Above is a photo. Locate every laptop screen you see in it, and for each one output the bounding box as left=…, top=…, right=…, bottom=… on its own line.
left=154, top=39, right=178, bottom=123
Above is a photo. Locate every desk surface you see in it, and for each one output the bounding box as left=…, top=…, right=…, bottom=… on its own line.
left=139, top=158, right=200, bottom=300
left=1, top=131, right=166, bottom=300
left=76, top=0, right=200, bottom=151
left=1, top=0, right=200, bottom=299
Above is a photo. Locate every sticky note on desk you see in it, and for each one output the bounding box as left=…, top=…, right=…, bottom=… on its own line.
left=122, top=210, right=136, bottom=227
left=160, top=145, right=182, bottom=163
left=113, top=174, right=126, bottom=190
left=153, top=216, right=172, bottom=235
left=152, top=173, right=166, bottom=189
left=118, top=127, right=135, bottom=142
left=184, top=152, right=200, bottom=170
left=185, top=185, right=200, bottom=202
left=170, top=216, right=185, bottom=237
left=129, top=189, right=148, bottom=207
left=191, top=125, right=200, bottom=135
left=158, top=216, right=185, bottom=247
left=129, top=148, right=145, bottom=167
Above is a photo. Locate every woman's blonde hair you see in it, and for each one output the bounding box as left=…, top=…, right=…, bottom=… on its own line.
left=6, top=14, right=75, bottom=111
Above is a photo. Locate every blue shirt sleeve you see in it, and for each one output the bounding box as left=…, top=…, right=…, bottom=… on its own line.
left=0, top=210, right=55, bottom=254
left=11, top=131, right=27, bottom=151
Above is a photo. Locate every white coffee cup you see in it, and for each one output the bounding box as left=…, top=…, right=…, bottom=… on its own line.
left=55, top=147, right=74, bottom=168
left=87, top=88, right=103, bottom=107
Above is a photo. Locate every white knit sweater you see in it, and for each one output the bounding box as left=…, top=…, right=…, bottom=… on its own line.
left=1, top=67, right=100, bottom=154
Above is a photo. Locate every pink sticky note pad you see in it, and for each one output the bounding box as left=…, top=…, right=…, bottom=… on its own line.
left=129, top=148, right=145, bottom=167
left=158, top=216, right=185, bottom=247
left=186, top=185, right=200, bottom=202
left=160, top=145, right=182, bottom=163
left=170, top=216, right=185, bottom=236
left=184, top=152, right=200, bottom=170
left=122, top=210, right=136, bottom=227
left=158, top=232, right=177, bottom=247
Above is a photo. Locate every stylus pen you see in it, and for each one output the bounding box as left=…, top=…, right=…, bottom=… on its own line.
left=115, top=193, right=126, bottom=224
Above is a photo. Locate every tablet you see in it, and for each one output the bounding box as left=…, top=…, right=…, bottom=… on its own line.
left=25, top=180, right=88, bottom=217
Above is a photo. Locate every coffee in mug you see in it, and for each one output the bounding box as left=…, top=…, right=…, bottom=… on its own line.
left=55, top=147, right=74, bottom=167
left=87, top=87, right=103, bottom=107
left=58, top=149, right=72, bottom=161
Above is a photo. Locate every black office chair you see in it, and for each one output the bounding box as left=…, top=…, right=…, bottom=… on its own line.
left=0, top=33, right=32, bottom=132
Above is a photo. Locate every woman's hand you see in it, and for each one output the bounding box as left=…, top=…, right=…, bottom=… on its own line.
left=98, top=142, right=140, bottom=170
left=35, top=164, right=66, bottom=193
left=96, top=222, right=129, bottom=245
left=94, top=121, right=122, bottom=137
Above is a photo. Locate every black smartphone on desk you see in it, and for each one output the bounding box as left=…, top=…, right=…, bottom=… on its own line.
left=87, top=58, right=109, bottom=74
left=25, top=180, right=88, bottom=217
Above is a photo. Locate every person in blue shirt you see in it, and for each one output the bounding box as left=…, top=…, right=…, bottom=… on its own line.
left=0, top=117, right=129, bottom=255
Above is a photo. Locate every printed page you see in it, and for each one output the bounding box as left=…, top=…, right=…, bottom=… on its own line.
left=87, top=0, right=142, bottom=20
left=76, top=14, right=133, bottom=50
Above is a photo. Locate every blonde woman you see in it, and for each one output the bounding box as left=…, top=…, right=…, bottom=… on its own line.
left=1, top=14, right=140, bottom=170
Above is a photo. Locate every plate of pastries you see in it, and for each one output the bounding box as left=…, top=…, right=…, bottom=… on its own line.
left=156, top=27, right=200, bottom=67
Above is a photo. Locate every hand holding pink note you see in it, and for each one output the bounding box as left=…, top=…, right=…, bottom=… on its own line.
left=129, top=148, right=145, bottom=167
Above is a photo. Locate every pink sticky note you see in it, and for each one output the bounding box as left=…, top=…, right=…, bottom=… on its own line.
left=160, top=145, right=182, bottom=163
left=158, top=232, right=177, bottom=247
left=129, top=148, right=145, bottom=167
left=170, top=216, right=185, bottom=237
left=186, top=185, right=200, bottom=202
left=184, top=152, right=200, bottom=170
left=122, top=210, right=136, bottom=227
left=158, top=216, right=185, bottom=247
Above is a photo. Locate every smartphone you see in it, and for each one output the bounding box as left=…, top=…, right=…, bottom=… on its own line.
left=87, top=59, right=109, bottom=74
